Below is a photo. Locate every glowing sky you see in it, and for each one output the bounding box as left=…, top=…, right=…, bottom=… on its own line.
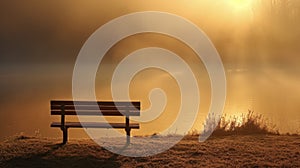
left=0, top=0, right=299, bottom=138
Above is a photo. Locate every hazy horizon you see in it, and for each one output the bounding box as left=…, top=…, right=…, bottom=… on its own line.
left=0, top=0, right=299, bottom=139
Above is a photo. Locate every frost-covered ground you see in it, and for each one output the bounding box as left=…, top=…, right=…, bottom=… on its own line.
left=0, top=135, right=299, bottom=167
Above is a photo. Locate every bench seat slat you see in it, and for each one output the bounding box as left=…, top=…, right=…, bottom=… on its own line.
left=51, top=105, right=139, bottom=111
left=51, top=110, right=140, bottom=116
left=51, top=100, right=140, bottom=107
left=51, top=122, right=140, bottom=129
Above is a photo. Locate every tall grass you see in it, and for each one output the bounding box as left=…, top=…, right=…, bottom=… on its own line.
left=202, top=110, right=279, bottom=136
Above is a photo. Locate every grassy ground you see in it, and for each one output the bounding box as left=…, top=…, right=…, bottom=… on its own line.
left=1, top=111, right=299, bottom=167
left=0, top=134, right=299, bottom=167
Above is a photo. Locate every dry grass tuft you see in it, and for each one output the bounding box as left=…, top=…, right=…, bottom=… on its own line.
left=202, top=110, right=279, bottom=136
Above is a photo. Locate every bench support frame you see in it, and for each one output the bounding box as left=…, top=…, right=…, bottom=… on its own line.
left=51, top=101, right=140, bottom=145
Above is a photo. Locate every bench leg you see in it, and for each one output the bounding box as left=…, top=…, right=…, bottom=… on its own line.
left=62, top=127, right=68, bottom=144
left=126, top=128, right=131, bottom=144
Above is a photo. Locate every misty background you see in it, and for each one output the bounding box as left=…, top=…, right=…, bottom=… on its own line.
left=0, top=0, right=299, bottom=139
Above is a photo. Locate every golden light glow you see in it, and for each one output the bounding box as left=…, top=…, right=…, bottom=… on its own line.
left=226, top=0, right=254, bottom=11
left=234, top=115, right=244, bottom=126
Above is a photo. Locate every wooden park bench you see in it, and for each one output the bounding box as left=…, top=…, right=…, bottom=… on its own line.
left=50, top=100, right=140, bottom=144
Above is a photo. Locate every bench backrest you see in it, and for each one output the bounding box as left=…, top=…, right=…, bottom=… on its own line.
left=51, top=100, right=140, bottom=116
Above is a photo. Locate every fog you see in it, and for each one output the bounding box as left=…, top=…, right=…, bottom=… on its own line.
left=0, top=1, right=299, bottom=139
